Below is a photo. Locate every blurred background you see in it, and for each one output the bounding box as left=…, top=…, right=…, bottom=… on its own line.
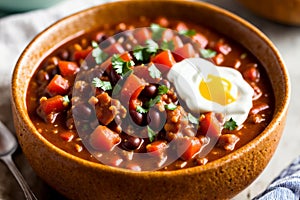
left=0, top=0, right=299, bottom=199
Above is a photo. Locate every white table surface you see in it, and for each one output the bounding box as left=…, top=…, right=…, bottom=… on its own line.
left=0, top=0, right=299, bottom=199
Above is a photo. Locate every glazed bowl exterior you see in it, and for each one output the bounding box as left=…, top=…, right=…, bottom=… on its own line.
left=11, top=0, right=290, bottom=199
left=237, top=0, right=300, bottom=26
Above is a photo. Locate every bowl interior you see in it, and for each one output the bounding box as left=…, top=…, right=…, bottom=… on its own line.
left=11, top=0, right=290, bottom=199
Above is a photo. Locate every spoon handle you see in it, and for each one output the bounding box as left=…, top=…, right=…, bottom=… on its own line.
left=1, top=155, right=38, bottom=200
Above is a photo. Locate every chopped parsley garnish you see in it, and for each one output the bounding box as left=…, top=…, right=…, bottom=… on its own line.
left=136, top=85, right=168, bottom=114
left=165, top=102, right=177, bottom=111
left=187, top=113, right=199, bottom=124
left=91, top=41, right=108, bottom=64
left=161, top=40, right=174, bottom=51
left=148, top=63, right=162, bottom=79
left=240, top=53, right=247, bottom=59
left=133, top=40, right=159, bottom=63
left=136, top=105, right=149, bottom=114
left=147, top=126, right=157, bottom=142
left=144, top=95, right=161, bottom=108
left=62, top=95, right=70, bottom=106
left=157, top=85, right=168, bottom=95
left=224, top=118, right=238, bottom=131
left=92, top=77, right=112, bottom=91
left=200, top=48, right=217, bottom=59
left=111, top=54, right=135, bottom=76
left=151, top=23, right=164, bottom=41
left=179, top=29, right=196, bottom=37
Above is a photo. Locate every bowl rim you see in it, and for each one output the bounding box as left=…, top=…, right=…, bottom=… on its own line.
left=12, top=0, right=291, bottom=177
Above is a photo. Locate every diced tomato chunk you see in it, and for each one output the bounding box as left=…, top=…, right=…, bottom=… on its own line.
left=198, top=112, right=222, bottom=138
left=146, top=140, right=168, bottom=157
left=177, top=137, right=201, bottom=161
left=104, top=43, right=125, bottom=55
left=151, top=50, right=176, bottom=71
left=156, top=17, right=169, bottom=27
left=38, top=95, right=68, bottom=116
left=215, top=42, right=232, bottom=55
left=58, top=61, right=80, bottom=77
left=119, top=52, right=133, bottom=62
left=211, top=53, right=224, bottom=65
left=162, top=29, right=174, bottom=41
left=133, top=28, right=152, bottom=45
left=74, top=47, right=92, bottom=61
left=120, top=74, right=146, bottom=109
left=46, top=74, right=69, bottom=96
left=173, top=43, right=196, bottom=62
left=175, top=22, right=188, bottom=32
left=171, top=36, right=184, bottom=49
left=89, top=125, right=121, bottom=152
left=60, top=131, right=74, bottom=142
left=192, top=33, right=208, bottom=49
left=243, top=64, right=260, bottom=82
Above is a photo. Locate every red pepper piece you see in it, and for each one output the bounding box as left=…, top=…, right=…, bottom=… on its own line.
left=58, top=61, right=80, bottom=77
left=120, top=73, right=145, bottom=109
left=146, top=140, right=168, bottom=157
left=133, top=28, right=152, bottom=45
left=74, top=47, right=92, bottom=61
left=60, top=131, right=74, bottom=142
left=89, top=125, right=121, bottom=152
left=192, top=33, right=208, bottom=49
left=151, top=50, right=176, bottom=74
left=198, top=112, right=222, bottom=138
left=173, top=43, right=196, bottom=62
left=38, top=95, right=68, bottom=116
left=177, top=137, right=201, bottom=161
left=46, top=74, right=69, bottom=96
left=104, top=43, right=125, bottom=55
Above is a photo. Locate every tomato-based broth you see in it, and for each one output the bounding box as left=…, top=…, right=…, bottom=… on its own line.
left=26, top=17, right=274, bottom=171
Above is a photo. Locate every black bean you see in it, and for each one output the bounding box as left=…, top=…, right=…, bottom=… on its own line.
left=72, top=103, right=92, bottom=120
left=147, top=108, right=166, bottom=131
left=58, top=49, right=69, bottom=60
left=109, top=68, right=122, bottom=85
left=159, top=79, right=171, bottom=89
left=141, top=84, right=157, bottom=98
left=36, top=70, right=49, bottom=84
left=129, top=109, right=145, bottom=126
left=122, top=134, right=142, bottom=150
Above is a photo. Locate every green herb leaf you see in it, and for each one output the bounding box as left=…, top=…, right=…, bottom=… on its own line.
left=145, top=39, right=159, bottom=54
left=132, top=41, right=159, bottom=63
left=224, top=118, right=238, bottom=131
left=133, top=46, right=144, bottom=61
left=151, top=23, right=164, bottom=41
left=111, top=54, right=134, bottom=75
left=157, top=85, right=168, bottom=95
left=144, top=95, right=161, bottom=108
left=200, top=48, right=217, bottom=59
left=147, top=126, right=156, bottom=142
left=91, top=41, right=108, bottom=64
left=62, top=95, right=70, bottom=105
left=161, top=40, right=175, bottom=51
left=136, top=105, right=149, bottom=114
left=92, top=77, right=112, bottom=91
left=188, top=113, right=199, bottom=124
left=165, top=102, right=177, bottom=111
left=148, top=63, right=162, bottom=79
left=179, top=29, right=196, bottom=37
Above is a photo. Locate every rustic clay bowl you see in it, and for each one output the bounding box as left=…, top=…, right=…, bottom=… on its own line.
left=11, top=0, right=290, bottom=199
left=237, top=0, right=300, bottom=26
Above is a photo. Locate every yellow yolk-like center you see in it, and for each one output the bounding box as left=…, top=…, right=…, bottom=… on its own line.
left=199, top=74, right=236, bottom=106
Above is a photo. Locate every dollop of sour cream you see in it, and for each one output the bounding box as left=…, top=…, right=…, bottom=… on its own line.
left=167, top=58, right=254, bottom=126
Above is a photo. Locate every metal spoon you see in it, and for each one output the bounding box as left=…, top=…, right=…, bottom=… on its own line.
left=0, top=120, right=38, bottom=200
